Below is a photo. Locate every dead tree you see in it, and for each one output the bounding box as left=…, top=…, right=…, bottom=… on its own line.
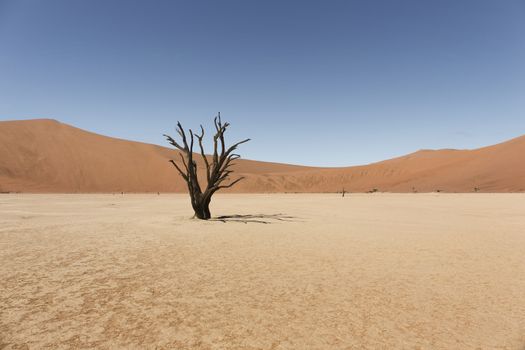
left=164, top=113, right=250, bottom=220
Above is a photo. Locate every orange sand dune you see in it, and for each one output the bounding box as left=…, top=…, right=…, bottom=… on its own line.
left=0, top=119, right=524, bottom=193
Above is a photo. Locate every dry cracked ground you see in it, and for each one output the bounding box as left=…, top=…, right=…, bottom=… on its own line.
left=1, top=193, right=525, bottom=349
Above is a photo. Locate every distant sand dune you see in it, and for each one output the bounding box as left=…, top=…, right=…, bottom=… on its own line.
left=0, top=119, right=524, bottom=193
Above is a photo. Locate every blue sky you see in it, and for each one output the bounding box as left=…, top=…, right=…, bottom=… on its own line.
left=1, top=0, right=524, bottom=166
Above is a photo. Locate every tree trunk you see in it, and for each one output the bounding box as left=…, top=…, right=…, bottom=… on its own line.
left=191, top=195, right=211, bottom=220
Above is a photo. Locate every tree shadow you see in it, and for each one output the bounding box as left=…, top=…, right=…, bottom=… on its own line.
left=211, top=213, right=298, bottom=224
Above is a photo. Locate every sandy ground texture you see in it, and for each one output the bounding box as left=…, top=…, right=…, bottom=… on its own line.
left=1, top=193, right=524, bottom=349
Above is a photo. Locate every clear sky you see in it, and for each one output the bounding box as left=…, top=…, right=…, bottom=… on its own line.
left=0, top=0, right=524, bottom=166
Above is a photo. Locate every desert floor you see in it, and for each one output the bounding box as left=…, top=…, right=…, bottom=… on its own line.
left=1, top=193, right=524, bottom=349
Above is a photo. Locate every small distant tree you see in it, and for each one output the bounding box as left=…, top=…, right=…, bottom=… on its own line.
left=164, top=113, right=250, bottom=220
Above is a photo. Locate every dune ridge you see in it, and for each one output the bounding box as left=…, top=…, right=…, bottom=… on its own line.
left=0, top=119, right=524, bottom=193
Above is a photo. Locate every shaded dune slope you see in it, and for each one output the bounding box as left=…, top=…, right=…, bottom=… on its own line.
left=0, top=119, right=523, bottom=192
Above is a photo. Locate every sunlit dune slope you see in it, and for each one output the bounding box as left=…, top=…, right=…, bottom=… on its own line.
left=0, top=119, right=523, bottom=192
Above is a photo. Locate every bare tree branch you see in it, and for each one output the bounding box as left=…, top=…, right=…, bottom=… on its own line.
left=194, top=125, right=210, bottom=182
left=163, top=134, right=184, bottom=151
left=176, top=122, right=189, bottom=151
left=217, top=176, right=245, bottom=190
left=178, top=153, right=189, bottom=174
left=168, top=159, right=188, bottom=181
